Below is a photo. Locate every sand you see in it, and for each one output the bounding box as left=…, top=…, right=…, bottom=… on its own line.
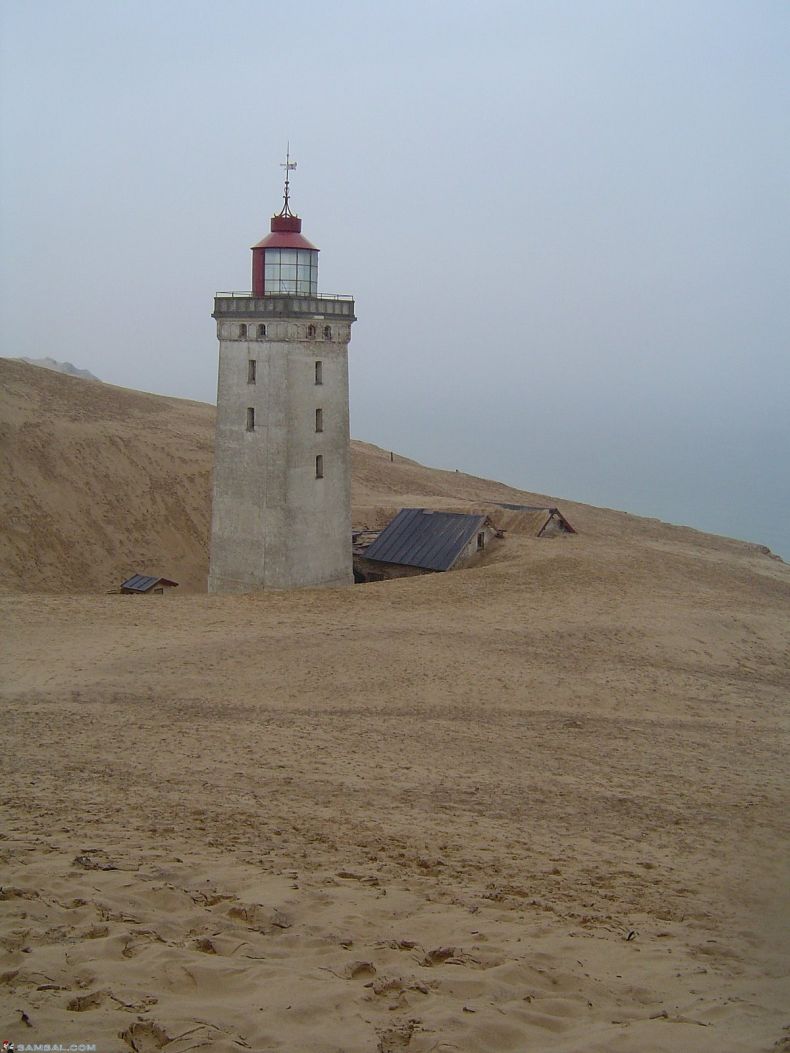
left=1, top=360, right=789, bottom=1051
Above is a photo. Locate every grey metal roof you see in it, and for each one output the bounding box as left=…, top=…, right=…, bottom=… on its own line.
left=120, top=574, right=178, bottom=592
left=364, top=508, right=487, bottom=572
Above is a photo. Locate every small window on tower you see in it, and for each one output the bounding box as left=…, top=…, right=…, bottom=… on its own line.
left=257, top=323, right=266, bottom=338
left=246, top=407, right=255, bottom=431
left=247, top=360, right=256, bottom=384
left=315, top=408, right=323, bottom=433
left=239, top=323, right=247, bottom=339
left=307, top=324, right=316, bottom=338
left=477, top=532, right=485, bottom=551
left=315, top=361, right=323, bottom=385
left=323, top=325, right=332, bottom=340
left=315, top=454, right=324, bottom=479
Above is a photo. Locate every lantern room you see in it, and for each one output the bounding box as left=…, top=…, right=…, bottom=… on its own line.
left=251, top=213, right=319, bottom=296
left=251, top=150, right=319, bottom=297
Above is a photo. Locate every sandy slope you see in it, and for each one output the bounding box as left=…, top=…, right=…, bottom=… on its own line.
left=0, top=359, right=215, bottom=593
left=1, top=359, right=789, bottom=1051
left=4, top=357, right=776, bottom=595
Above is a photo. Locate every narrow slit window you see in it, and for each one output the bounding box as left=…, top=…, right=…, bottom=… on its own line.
left=239, top=323, right=247, bottom=339
left=247, top=359, right=256, bottom=384
left=315, top=454, right=324, bottom=479
left=315, top=360, right=323, bottom=385
left=315, top=408, right=323, bottom=433
left=246, top=407, right=255, bottom=431
left=257, top=323, right=266, bottom=338
left=323, top=325, right=332, bottom=340
left=477, top=532, right=486, bottom=551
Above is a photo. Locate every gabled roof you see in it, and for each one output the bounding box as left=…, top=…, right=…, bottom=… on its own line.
left=496, top=503, right=563, bottom=514
left=364, top=508, right=488, bottom=572
left=120, top=574, right=178, bottom=592
left=494, top=504, right=576, bottom=534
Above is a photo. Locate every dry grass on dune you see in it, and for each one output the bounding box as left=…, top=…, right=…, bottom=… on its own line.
left=1, top=357, right=789, bottom=1052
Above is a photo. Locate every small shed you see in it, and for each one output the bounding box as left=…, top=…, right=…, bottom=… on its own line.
left=120, top=574, right=179, bottom=595
left=353, top=508, right=500, bottom=583
left=494, top=504, right=576, bottom=536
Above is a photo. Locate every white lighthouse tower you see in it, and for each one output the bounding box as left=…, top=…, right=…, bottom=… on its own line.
left=208, top=154, right=356, bottom=592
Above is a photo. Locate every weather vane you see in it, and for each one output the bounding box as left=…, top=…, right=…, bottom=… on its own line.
left=280, top=143, right=297, bottom=216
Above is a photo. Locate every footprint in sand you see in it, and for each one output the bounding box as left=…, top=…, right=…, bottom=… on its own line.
left=419, top=946, right=455, bottom=966
left=227, top=903, right=293, bottom=933
left=193, top=936, right=218, bottom=954
left=119, top=1020, right=171, bottom=1052
left=344, top=960, right=377, bottom=979
left=68, top=989, right=158, bottom=1013
left=67, top=989, right=109, bottom=1011
left=120, top=929, right=166, bottom=958
left=376, top=1021, right=419, bottom=1052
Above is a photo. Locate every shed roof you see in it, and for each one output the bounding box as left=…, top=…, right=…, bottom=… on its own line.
left=364, top=508, right=488, bottom=572
left=497, top=503, right=556, bottom=513
left=120, top=574, right=179, bottom=592
left=494, top=504, right=576, bottom=534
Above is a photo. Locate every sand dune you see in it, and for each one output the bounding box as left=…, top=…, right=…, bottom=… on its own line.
left=1, top=358, right=789, bottom=1051
left=1, top=359, right=776, bottom=594
left=0, top=360, right=214, bottom=593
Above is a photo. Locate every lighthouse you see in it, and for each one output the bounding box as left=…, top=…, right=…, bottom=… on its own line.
left=208, top=154, right=356, bottom=593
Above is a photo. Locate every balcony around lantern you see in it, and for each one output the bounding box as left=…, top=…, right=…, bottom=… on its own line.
left=213, top=291, right=355, bottom=321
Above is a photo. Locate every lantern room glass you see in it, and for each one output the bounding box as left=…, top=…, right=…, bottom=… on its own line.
left=263, top=249, right=318, bottom=295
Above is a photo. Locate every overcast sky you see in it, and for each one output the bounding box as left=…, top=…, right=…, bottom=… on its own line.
left=2, top=1, right=789, bottom=557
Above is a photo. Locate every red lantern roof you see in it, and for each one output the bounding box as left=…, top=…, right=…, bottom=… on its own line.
left=252, top=213, right=319, bottom=252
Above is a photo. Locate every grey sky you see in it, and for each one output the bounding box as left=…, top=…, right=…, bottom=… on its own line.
left=2, top=1, right=789, bottom=556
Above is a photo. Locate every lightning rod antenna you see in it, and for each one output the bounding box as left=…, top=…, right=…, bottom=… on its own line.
left=280, top=143, right=297, bottom=216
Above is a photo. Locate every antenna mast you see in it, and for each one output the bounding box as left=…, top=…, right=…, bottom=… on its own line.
left=279, top=143, right=297, bottom=216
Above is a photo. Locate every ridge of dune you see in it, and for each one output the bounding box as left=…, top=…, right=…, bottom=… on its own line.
left=15, top=355, right=102, bottom=381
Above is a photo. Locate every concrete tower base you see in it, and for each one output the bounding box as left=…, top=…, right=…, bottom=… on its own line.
left=208, top=294, right=355, bottom=593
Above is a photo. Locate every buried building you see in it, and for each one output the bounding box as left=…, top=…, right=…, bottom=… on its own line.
left=492, top=504, right=576, bottom=537
left=119, top=574, right=179, bottom=596
left=353, top=503, right=576, bottom=583
left=353, top=508, right=501, bottom=583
